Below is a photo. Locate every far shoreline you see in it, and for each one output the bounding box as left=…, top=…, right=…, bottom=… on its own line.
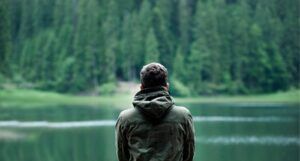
left=0, top=88, right=299, bottom=108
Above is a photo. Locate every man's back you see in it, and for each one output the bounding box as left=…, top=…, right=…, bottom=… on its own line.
left=115, top=87, right=195, bottom=161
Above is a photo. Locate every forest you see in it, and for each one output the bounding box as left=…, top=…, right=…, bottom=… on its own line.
left=0, top=0, right=299, bottom=96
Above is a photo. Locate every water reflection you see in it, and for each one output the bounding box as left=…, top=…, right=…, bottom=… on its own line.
left=0, top=115, right=295, bottom=129
left=0, top=120, right=116, bottom=128
left=0, top=104, right=298, bottom=161
left=193, top=116, right=295, bottom=122
left=196, top=136, right=300, bottom=146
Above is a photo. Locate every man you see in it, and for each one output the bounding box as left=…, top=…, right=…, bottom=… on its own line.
left=115, top=62, right=195, bottom=161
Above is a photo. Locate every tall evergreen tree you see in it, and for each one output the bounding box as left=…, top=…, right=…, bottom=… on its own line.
left=0, top=0, right=11, bottom=76
left=145, top=28, right=160, bottom=63
left=178, top=0, right=192, bottom=54
left=153, top=0, right=176, bottom=69
left=100, top=0, right=119, bottom=83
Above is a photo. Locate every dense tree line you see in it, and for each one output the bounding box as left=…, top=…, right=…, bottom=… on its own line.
left=0, top=0, right=299, bottom=95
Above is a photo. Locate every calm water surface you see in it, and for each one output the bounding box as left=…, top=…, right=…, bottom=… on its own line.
left=0, top=103, right=299, bottom=161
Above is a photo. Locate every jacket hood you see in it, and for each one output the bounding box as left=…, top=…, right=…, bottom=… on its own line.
left=132, top=86, right=174, bottom=122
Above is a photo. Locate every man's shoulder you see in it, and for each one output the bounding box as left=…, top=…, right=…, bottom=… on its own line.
left=172, top=105, right=191, bottom=115
left=118, top=107, right=141, bottom=121
left=166, top=105, right=192, bottom=121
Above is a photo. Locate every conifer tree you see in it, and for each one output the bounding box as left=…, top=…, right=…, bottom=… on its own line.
left=145, top=28, right=160, bottom=63
left=0, top=0, right=11, bottom=76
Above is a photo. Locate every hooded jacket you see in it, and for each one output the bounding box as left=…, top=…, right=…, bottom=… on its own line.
left=115, top=87, right=195, bottom=161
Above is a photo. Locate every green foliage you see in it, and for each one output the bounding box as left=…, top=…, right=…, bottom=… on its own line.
left=96, top=82, right=117, bottom=96
left=0, top=0, right=298, bottom=95
left=145, top=28, right=160, bottom=63
left=172, top=48, right=186, bottom=80
left=0, top=73, right=7, bottom=87
left=169, top=77, right=191, bottom=97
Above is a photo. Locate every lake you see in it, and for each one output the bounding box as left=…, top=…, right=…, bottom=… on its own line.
left=0, top=103, right=299, bottom=161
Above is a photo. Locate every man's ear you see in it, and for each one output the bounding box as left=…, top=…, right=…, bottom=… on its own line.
left=140, top=84, right=144, bottom=90
left=164, top=83, right=169, bottom=91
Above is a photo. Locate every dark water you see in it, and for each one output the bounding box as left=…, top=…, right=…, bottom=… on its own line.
left=0, top=103, right=299, bottom=161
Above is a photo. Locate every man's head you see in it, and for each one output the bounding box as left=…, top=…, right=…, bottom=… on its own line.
left=140, top=62, right=168, bottom=90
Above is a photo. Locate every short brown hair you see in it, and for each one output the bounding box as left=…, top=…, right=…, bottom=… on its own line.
left=140, top=62, right=168, bottom=88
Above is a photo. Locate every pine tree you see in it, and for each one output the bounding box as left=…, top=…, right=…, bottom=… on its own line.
left=145, top=28, right=160, bottom=63
left=100, top=0, right=119, bottom=83
left=119, top=13, right=133, bottom=80
left=178, top=0, right=191, bottom=54
left=0, top=0, right=11, bottom=76
left=153, top=0, right=176, bottom=69
left=172, top=47, right=185, bottom=80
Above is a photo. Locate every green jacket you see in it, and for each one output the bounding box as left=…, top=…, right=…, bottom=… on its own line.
left=115, top=87, right=195, bottom=161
